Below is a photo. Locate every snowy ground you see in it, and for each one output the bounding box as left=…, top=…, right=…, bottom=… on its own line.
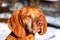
left=0, top=22, right=11, bottom=40
left=46, top=15, right=60, bottom=27
left=0, top=22, right=60, bottom=40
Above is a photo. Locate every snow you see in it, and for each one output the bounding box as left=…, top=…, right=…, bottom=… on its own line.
left=0, top=22, right=11, bottom=40
left=46, top=15, right=60, bottom=27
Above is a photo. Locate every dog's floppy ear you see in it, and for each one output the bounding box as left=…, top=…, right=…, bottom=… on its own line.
left=8, top=10, right=26, bottom=37
left=39, top=11, right=47, bottom=35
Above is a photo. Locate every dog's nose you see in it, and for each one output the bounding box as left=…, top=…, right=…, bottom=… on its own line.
left=36, top=20, right=43, bottom=27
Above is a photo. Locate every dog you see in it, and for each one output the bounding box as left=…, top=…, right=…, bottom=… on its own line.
left=6, top=6, right=47, bottom=40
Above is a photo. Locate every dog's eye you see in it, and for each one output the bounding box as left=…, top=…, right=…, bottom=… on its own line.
left=36, top=20, right=43, bottom=26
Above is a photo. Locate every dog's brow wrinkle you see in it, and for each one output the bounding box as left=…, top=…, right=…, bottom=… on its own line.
left=27, top=16, right=32, bottom=19
left=39, top=15, right=42, bottom=17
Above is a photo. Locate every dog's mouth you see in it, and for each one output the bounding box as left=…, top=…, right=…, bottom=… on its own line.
left=38, top=30, right=41, bottom=34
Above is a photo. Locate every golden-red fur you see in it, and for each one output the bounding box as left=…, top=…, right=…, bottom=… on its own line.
left=6, top=6, right=47, bottom=40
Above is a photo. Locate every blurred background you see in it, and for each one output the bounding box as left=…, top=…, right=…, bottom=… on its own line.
left=0, top=0, right=60, bottom=40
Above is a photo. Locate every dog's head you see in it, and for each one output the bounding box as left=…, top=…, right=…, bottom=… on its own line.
left=8, top=6, right=47, bottom=37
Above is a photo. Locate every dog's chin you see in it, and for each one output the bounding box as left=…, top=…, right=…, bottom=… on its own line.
left=37, top=29, right=41, bottom=34
left=32, top=29, right=41, bottom=34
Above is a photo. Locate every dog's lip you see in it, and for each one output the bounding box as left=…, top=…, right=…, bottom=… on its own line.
left=36, top=28, right=41, bottom=32
left=37, top=26, right=41, bottom=29
left=36, top=26, right=41, bottom=34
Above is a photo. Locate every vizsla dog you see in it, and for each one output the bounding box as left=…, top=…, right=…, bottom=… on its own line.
left=6, top=6, right=47, bottom=40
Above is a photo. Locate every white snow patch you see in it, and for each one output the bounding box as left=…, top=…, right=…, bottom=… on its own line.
left=0, top=22, right=11, bottom=40
left=46, top=15, right=60, bottom=27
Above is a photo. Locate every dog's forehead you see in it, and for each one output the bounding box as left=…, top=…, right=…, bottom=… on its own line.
left=28, top=9, right=43, bottom=18
left=21, top=7, right=43, bottom=18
